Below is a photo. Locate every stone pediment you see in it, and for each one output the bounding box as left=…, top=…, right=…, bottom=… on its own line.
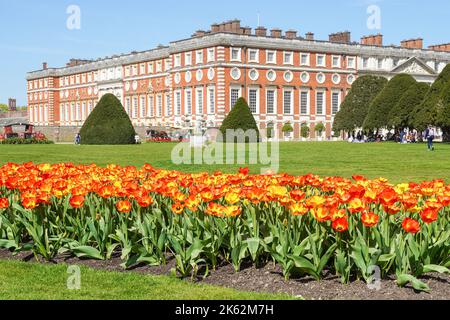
left=391, top=57, right=436, bottom=75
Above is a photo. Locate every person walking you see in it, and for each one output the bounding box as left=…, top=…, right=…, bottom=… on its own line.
left=75, top=133, right=81, bottom=145
left=425, top=126, right=435, bottom=151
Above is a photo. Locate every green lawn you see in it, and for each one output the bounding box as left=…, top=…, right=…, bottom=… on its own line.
left=0, top=259, right=293, bottom=300
left=1, top=142, right=449, bottom=183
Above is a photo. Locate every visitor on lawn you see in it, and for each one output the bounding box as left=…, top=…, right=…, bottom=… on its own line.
left=425, top=126, right=435, bottom=151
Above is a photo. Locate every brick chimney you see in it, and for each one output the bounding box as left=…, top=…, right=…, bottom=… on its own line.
left=193, top=30, right=206, bottom=37
left=8, top=98, right=17, bottom=111
left=428, top=43, right=450, bottom=52
left=241, top=27, right=252, bottom=35
left=329, top=31, right=351, bottom=44
left=305, top=32, right=314, bottom=40
left=401, top=38, right=423, bottom=49
left=231, top=19, right=241, bottom=33
left=255, top=26, right=267, bottom=37
left=271, top=28, right=282, bottom=38
left=211, top=23, right=220, bottom=33
left=361, top=34, right=383, bottom=46
left=42, top=62, right=48, bottom=70
left=285, top=30, right=298, bottom=39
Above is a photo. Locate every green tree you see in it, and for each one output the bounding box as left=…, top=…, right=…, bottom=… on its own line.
left=219, top=97, right=260, bottom=142
left=436, top=81, right=450, bottom=141
left=300, top=123, right=310, bottom=139
left=413, top=64, right=450, bottom=134
left=363, top=74, right=416, bottom=131
left=80, top=94, right=136, bottom=145
left=389, top=82, right=430, bottom=130
left=333, top=75, right=388, bottom=133
left=0, top=104, right=8, bottom=112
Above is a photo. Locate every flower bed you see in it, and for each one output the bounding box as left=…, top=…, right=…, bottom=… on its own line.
left=0, top=163, right=449, bottom=291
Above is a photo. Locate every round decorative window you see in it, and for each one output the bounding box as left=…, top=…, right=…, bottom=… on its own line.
left=316, top=73, right=326, bottom=84
left=230, top=67, right=241, bottom=80
left=165, top=77, right=170, bottom=87
left=125, top=81, right=130, bottom=91
left=207, top=68, right=215, bottom=81
left=332, top=74, right=341, bottom=85
left=347, top=74, right=355, bottom=85
left=284, top=71, right=293, bottom=83
left=185, top=71, right=192, bottom=83
left=174, top=73, right=181, bottom=84
left=266, top=70, right=277, bottom=82
left=300, top=72, right=310, bottom=83
left=196, top=69, right=203, bottom=81
left=249, top=69, right=259, bottom=81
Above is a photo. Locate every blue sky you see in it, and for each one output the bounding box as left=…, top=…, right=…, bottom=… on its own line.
left=0, top=0, right=449, bottom=105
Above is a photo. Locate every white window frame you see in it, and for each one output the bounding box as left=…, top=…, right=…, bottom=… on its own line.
left=174, top=54, right=181, bottom=68
left=230, top=86, right=242, bottom=109
left=157, top=94, right=163, bottom=117
left=300, top=90, right=310, bottom=115
left=300, top=53, right=310, bottom=66
left=347, top=56, right=356, bottom=69
left=248, top=87, right=260, bottom=114
left=132, top=97, right=138, bottom=119
left=185, top=89, right=192, bottom=115
left=196, top=87, right=204, bottom=115
left=266, top=88, right=277, bottom=114
left=266, top=50, right=276, bottom=64
left=148, top=62, right=154, bottom=74
left=185, top=52, right=192, bottom=66
left=207, top=86, right=215, bottom=114
left=283, top=89, right=293, bottom=115
left=125, top=98, right=131, bottom=115
left=175, top=90, right=182, bottom=115
left=316, top=54, right=326, bottom=67
left=332, top=55, right=341, bottom=68
left=283, top=51, right=294, bottom=65
left=196, top=50, right=204, bottom=64
left=331, top=90, right=341, bottom=115
left=248, top=49, right=259, bottom=63
left=156, top=61, right=162, bottom=73
left=147, top=95, right=154, bottom=117
left=316, top=90, right=326, bottom=115
left=140, top=63, right=146, bottom=75
left=230, top=47, right=242, bottom=62
left=165, top=93, right=171, bottom=116
left=207, top=48, right=215, bottom=62
left=140, top=96, right=146, bottom=118
left=81, top=102, right=86, bottom=120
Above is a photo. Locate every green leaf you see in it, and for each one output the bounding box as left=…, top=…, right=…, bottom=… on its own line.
left=71, top=246, right=105, bottom=260
left=423, top=265, right=450, bottom=274
left=246, top=238, right=260, bottom=261
left=397, top=274, right=430, bottom=292
left=290, top=255, right=320, bottom=280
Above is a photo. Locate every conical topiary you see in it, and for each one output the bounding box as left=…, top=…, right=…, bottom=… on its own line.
left=80, top=94, right=136, bottom=145
left=219, top=97, right=260, bottom=142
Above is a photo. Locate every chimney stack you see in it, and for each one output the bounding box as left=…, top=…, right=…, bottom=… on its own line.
left=329, top=31, right=351, bottom=44
left=305, top=32, right=314, bottom=40
left=255, top=26, right=267, bottom=37
left=231, top=19, right=241, bottom=33
left=42, top=62, right=48, bottom=70
left=428, top=43, right=450, bottom=52
left=8, top=98, right=17, bottom=111
left=241, top=27, right=252, bottom=35
left=400, top=38, right=423, bottom=49
left=211, top=23, right=220, bottom=33
left=271, top=28, right=282, bottom=38
left=361, top=34, right=383, bottom=46
left=285, top=30, right=298, bottom=39
left=193, top=30, right=206, bottom=37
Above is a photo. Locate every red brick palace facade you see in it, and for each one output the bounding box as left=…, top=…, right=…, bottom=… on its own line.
left=26, top=20, right=450, bottom=139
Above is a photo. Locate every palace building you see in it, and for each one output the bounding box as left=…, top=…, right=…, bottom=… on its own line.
left=26, top=20, right=450, bottom=139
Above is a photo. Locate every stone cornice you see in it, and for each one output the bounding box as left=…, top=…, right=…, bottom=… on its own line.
left=27, top=33, right=450, bottom=81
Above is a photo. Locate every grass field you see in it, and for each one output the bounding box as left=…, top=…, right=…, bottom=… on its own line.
left=0, top=259, right=293, bottom=300
left=1, top=141, right=449, bottom=300
left=1, top=142, right=449, bottom=183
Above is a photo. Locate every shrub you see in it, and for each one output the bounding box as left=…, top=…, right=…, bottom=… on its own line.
left=300, top=124, right=310, bottom=139
left=219, top=98, right=260, bottom=142
left=413, top=64, right=450, bottom=132
left=282, top=122, right=294, bottom=133
left=389, top=82, right=430, bottom=130
left=80, top=94, right=136, bottom=145
left=314, top=122, right=325, bottom=135
left=0, top=138, right=54, bottom=145
left=333, top=76, right=388, bottom=133
left=363, top=74, right=416, bottom=131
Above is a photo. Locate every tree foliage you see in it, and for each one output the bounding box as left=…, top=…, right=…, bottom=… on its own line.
left=333, top=76, right=388, bottom=132
left=389, top=82, right=430, bottom=129
left=219, top=97, right=260, bottom=142
left=413, top=64, right=450, bottom=132
left=363, top=74, right=416, bottom=130
left=80, top=94, right=136, bottom=145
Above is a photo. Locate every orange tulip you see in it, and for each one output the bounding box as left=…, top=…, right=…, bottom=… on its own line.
left=402, top=218, right=421, bottom=234
left=332, top=217, right=349, bottom=232
left=171, top=202, right=185, bottom=215
left=69, top=195, right=85, bottom=208
left=22, top=197, right=37, bottom=210
left=420, top=208, right=438, bottom=224
left=289, top=203, right=308, bottom=216
left=137, top=196, right=153, bottom=208
left=225, top=192, right=240, bottom=205
left=116, top=200, right=132, bottom=213
left=0, top=197, right=9, bottom=209
left=361, top=212, right=379, bottom=228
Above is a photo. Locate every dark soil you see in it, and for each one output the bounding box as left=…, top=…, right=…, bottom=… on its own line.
left=0, top=249, right=448, bottom=300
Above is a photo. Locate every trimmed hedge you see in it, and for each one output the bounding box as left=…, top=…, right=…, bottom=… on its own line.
left=0, top=138, right=54, bottom=145
left=219, top=97, right=260, bottom=142
left=80, top=94, right=136, bottom=145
